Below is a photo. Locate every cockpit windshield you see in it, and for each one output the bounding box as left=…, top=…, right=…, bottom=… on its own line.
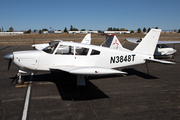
left=43, top=42, right=59, bottom=54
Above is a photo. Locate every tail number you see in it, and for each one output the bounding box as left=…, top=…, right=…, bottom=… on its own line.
left=110, top=54, right=136, bottom=64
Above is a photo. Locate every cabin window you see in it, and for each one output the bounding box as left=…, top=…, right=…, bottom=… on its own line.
left=55, top=45, right=74, bottom=55
left=90, top=49, right=100, bottom=55
left=75, top=47, right=89, bottom=55
left=43, top=42, right=59, bottom=54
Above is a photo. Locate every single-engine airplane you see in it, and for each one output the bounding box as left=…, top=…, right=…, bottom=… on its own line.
left=125, top=37, right=180, bottom=58
left=4, top=29, right=174, bottom=86
left=32, top=33, right=91, bottom=50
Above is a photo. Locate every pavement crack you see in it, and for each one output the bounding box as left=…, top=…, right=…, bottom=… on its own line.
left=1, top=100, right=6, bottom=120
left=88, top=101, right=100, bottom=120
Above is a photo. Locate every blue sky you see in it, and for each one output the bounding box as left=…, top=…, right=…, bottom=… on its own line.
left=0, top=0, right=180, bottom=31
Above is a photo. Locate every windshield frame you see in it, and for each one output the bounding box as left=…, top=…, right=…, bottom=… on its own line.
left=43, top=42, right=59, bottom=54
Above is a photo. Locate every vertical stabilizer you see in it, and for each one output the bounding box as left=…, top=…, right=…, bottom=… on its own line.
left=106, top=34, right=123, bottom=49
left=81, top=33, right=91, bottom=44
left=133, top=29, right=161, bottom=56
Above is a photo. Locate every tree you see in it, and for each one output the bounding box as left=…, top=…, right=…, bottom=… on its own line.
left=147, top=28, right=151, bottom=33
left=64, top=27, right=68, bottom=32
left=120, top=28, right=127, bottom=31
left=9, top=27, right=14, bottom=32
left=39, top=30, right=42, bottom=34
left=69, top=25, right=79, bottom=31
left=155, top=27, right=158, bottom=29
left=98, top=30, right=102, bottom=33
left=70, top=25, right=73, bottom=31
left=130, top=30, right=134, bottom=33
left=112, top=28, right=118, bottom=31
left=34, top=30, right=37, bottom=33
left=24, top=29, right=31, bottom=34
left=42, top=28, right=48, bottom=31
left=107, top=27, right=113, bottom=31
left=137, top=28, right=141, bottom=33
left=178, top=29, right=180, bottom=33
left=28, top=29, right=31, bottom=33
left=81, top=29, right=86, bottom=31
left=143, top=27, right=146, bottom=33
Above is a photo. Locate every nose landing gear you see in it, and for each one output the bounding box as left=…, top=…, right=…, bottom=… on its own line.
left=11, top=73, right=24, bottom=85
left=16, top=73, right=24, bottom=85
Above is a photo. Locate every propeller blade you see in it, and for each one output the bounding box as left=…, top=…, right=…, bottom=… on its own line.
left=4, top=49, right=14, bottom=70
left=11, top=74, right=17, bottom=84
left=8, top=59, right=12, bottom=70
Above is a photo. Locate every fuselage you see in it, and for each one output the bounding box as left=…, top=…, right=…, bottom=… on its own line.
left=13, top=41, right=148, bottom=72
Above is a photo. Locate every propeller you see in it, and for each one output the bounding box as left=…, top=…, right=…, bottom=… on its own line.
left=11, top=74, right=17, bottom=84
left=4, top=50, right=14, bottom=70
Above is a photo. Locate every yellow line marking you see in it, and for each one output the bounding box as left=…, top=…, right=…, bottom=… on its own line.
left=15, top=82, right=28, bottom=88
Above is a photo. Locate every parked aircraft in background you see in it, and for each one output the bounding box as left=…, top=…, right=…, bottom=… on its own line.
left=4, top=29, right=174, bottom=86
left=125, top=38, right=180, bottom=58
left=32, top=33, right=91, bottom=50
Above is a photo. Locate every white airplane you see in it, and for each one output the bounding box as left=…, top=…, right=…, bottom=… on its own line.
left=125, top=37, right=180, bottom=58
left=4, top=29, right=174, bottom=86
left=32, top=33, right=91, bottom=50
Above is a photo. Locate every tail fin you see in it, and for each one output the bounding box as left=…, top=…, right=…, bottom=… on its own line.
left=106, top=34, right=123, bottom=49
left=133, top=29, right=161, bottom=56
left=81, top=33, right=91, bottom=44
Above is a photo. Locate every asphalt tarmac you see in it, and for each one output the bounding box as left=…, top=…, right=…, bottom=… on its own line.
left=0, top=44, right=180, bottom=120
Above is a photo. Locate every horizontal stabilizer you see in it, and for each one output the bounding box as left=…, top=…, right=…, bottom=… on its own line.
left=146, top=58, right=175, bottom=64
left=158, top=41, right=180, bottom=44
left=125, top=38, right=139, bottom=44
left=50, top=66, right=127, bottom=76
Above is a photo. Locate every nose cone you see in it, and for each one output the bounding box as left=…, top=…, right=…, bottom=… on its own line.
left=4, top=53, right=14, bottom=60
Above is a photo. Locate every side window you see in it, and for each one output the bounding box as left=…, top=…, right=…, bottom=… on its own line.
left=55, top=45, right=74, bottom=55
left=75, top=47, right=89, bottom=55
left=91, top=49, right=100, bottom=55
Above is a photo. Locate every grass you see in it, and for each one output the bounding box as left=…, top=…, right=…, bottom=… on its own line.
left=0, top=32, right=180, bottom=45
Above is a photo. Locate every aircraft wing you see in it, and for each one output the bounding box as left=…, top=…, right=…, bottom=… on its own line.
left=158, top=41, right=180, bottom=44
left=125, top=38, right=139, bottom=44
left=49, top=65, right=127, bottom=76
left=126, top=38, right=180, bottom=45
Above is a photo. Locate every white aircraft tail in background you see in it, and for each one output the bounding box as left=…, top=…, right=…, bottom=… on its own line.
left=81, top=33, right=91, bottom=44
left=126, top=37, right=180, bottom=59
left=106, top=34, right=123, bottom=49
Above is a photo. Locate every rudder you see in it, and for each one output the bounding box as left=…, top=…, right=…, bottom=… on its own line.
left=133, top=29, right=161, bottom=56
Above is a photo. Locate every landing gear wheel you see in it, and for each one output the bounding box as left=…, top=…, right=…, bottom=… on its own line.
left=16, top=77, right=24, bottom=85
left=171, top=55, right=174, bottom=59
